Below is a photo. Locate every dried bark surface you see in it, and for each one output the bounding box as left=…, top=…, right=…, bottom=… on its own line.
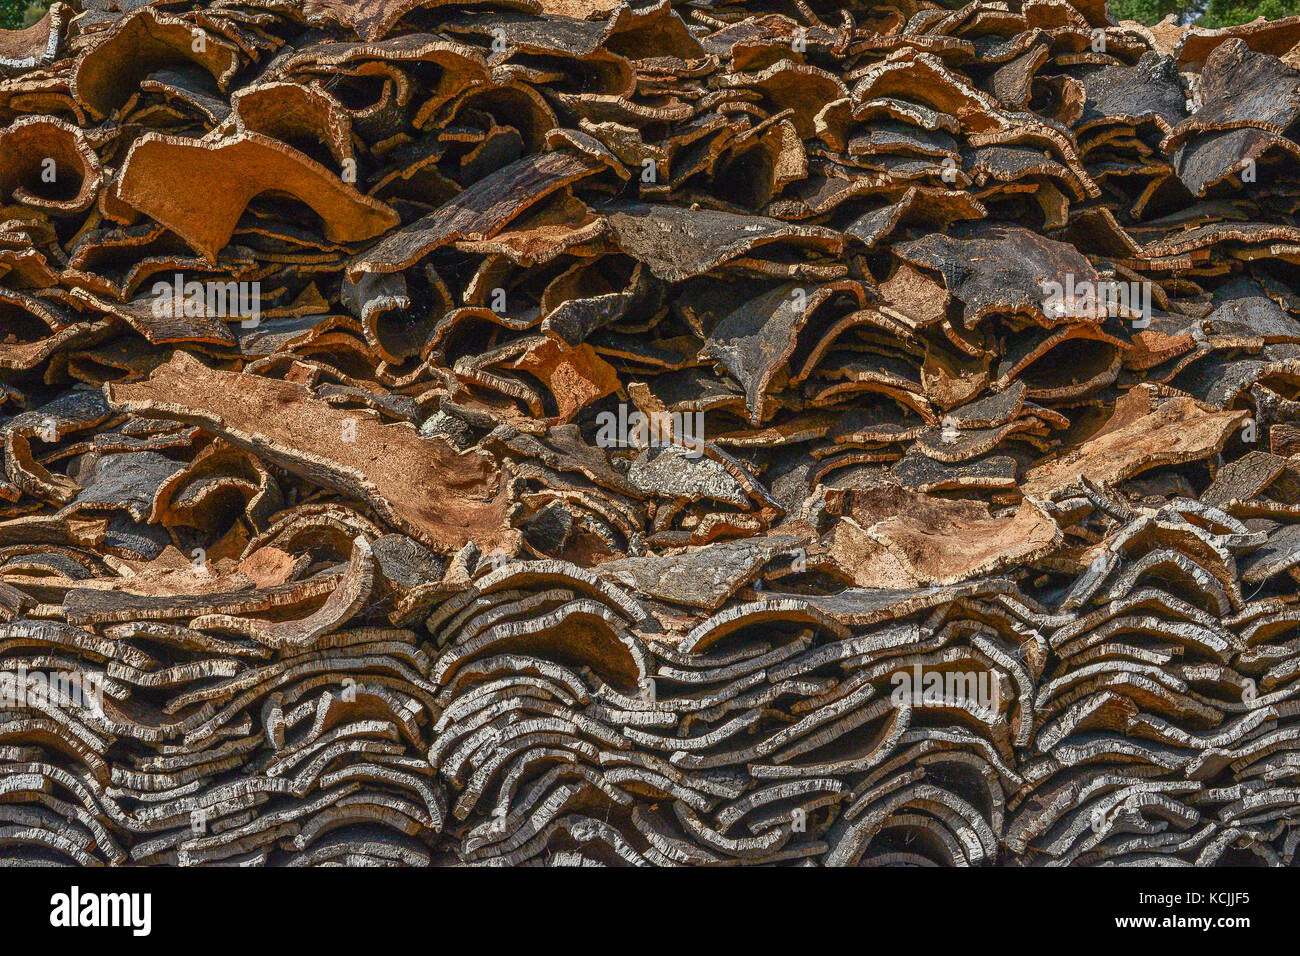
left=1, top=0, right=1299, bottom=867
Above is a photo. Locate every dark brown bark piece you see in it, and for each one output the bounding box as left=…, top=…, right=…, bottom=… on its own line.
left=3, top=0, right=1300, bottom=871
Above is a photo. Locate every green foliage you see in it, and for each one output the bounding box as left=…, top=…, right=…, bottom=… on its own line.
left=21, top=0, right=50, bottom=27
left=0, top=0, right=51, bottom=30
left=1083, top=0, right=1298, bottom=26
left=1110, top=0, right=1195, bottom=23
left=0, top=0, right=27, bottom=31
left=1200, top=0, right=1300, bottom=26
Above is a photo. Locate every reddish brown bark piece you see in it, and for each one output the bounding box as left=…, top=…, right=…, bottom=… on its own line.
left=1023, top=398, right=1246, bottom=496
left=303, top=0, right=540, bottom=42
left=0, top=116, right=101, bottom=214
left=0, top=4, right=64, bottom=73
left=114, top=131, right=399, bottom=264
left=105, top=353, right=518, bottom=555
left=828, top=486, right=1060, bottom=587
left=72, top=6, right=242, bottom=119
left=1177, top=14, right=1300, bottom=68
left=347, top=151, right=601, bottom=278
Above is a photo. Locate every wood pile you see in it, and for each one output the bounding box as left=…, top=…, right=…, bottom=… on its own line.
left=2, top=0, right=1300, bottom=866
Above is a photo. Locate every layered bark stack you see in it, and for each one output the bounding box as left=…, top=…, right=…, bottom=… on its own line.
left=2, top=0, right=1300, bottom=865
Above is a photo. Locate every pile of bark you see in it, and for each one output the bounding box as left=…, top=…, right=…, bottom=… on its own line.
left=2, top=0, right=1300, bottom=866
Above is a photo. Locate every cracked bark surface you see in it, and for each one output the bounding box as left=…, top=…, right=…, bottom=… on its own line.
left=0, top=0, right=1299, bottom=867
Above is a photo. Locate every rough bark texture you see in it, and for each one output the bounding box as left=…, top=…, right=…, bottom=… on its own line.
left=0, top=0, right=1299, bottom=867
